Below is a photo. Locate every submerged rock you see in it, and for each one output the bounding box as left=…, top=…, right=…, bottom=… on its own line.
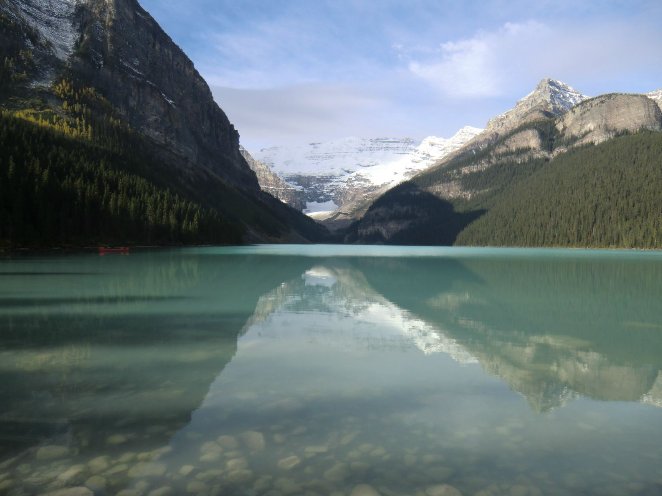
left=147, top=487, right=174, bottom=496
left=115, top=490, right=141, bottom=496
left=88, top=456, right=110, bottom=474
left=106, top=463, right=129, bottom=476
left=227, top=469, right=253, bottom=484
left=324, top=462, right=349, bottom=482
left=277, top=455, right=301, bottom=471
left=56, top=465, right=85, bottom=485
left=117, top=452, right=137, bottom=463
left=179, top=465, right=195, bottom=477
left=186, top=480, right=208, bottom=493
left=36, top=446, right=69, bottom=461
left=127, top=462, right=167, bottom=478
left=226, top=458, right=249, bottom=471
left=84, top=475, right=107, bottom=492
left=350, top=484, right=381, bottom=496
left=241, top=431, right=266, bottom=452
left=425, top=484, right=463, bottom=496
left=106, top=434, right=129, bottom=445
left=40, top=488, right=94, bottom=496
left=217, top=435, right=239, bottom=449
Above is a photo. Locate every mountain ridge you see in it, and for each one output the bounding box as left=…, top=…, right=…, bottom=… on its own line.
left=250, top=125, right=483, bottom=229
left=0, top=0, right=328, bottom=247
left=344, top=78, right=662, bottom=247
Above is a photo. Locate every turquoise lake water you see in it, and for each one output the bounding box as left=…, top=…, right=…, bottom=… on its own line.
left=1, top=245, right=662, bottom=495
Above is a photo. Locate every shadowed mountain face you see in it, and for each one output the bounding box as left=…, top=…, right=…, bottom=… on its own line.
left=0, top=0, right=328, bottom=245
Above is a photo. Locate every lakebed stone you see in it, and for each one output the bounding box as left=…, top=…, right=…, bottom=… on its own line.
left=127, top=462, right=167, bottom=478
left=350, top=484, right=381, bottom=496
left=217, top=435, right=239, bottom=450
left=277, top=455, right=301, bottom=470
left=425, top=484, right=463, bottom=496
left=226, top=457, right=249, bottom=471
left=40, top=488, right=94, bottom=496
left=324, top=462, right=349, bottom=482
left=56, top=465, right=85, bottom=485
left=147, top=486, right=174, bottom=496
left=106, top=434, right=129, bottom=445
left=84, top=475, right=107, bottom=491
left=179, top=465, right=195, bottom=476
left=36, top=446, right=69, bottom=461
left=88, top=456, right=110, bottom=474
left=241, top=431, right=266, bottom=452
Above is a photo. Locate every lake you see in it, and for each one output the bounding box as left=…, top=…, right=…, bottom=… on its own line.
left=1, top=245, right=662, bottom=496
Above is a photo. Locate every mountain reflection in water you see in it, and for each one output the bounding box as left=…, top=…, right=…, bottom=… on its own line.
left=0, top=247, right=661, bottom=495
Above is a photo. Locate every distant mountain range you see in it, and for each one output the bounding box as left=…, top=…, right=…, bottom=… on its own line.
left=241, top=79, right=582, bottom=219
left=246, top=127, right=482, bottom=229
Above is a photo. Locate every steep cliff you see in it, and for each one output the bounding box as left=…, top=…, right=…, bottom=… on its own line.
left=0, top=0, right=327, bottom=245
left=240, top=146, right=306, bottom=210
left=557, top=93, right=662, bottom=147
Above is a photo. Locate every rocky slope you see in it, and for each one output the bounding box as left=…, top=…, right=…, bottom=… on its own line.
left=0, top=0, right=327, bottom=244
left=648, top=89, right=662, bottom=111
left=346, top=79, right=662, bottom=246
left=556, top=93, right=661, bottom=147
left=486, top=78, right=588, bottom=135
left=240, top=146, right=306, bottom=210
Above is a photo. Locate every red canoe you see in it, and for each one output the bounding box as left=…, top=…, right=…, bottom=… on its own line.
left=98, top=246, right=130, bottom=255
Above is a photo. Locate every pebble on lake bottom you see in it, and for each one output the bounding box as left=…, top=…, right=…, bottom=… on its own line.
left=40, top=487, right=94, bottom=496
left=425, top=484, right=463, bottom=496
left=350, top=483, right=381, bottom=496
left=36, top=446, right=70, bottom=461
left=277, top=455, right=301, bottom=470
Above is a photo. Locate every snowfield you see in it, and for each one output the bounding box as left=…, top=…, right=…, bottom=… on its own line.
left=251, top=126, right=483, bottom=215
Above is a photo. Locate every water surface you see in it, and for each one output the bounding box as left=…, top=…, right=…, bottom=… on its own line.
left=1, top=246, right=662, bottom=496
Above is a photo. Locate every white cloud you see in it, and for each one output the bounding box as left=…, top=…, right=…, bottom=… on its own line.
left=408, top=21, right=550, bottom=98
left=407, top=19, right=662, bottom=99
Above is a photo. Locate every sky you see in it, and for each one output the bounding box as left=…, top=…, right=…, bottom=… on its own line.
left=139, top=0, right=662, bottom=151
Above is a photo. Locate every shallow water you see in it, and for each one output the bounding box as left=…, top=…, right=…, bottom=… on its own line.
left=1, top=245, right=662, bottom=496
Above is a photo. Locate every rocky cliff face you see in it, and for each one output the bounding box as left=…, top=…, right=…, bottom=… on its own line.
left=240, top=146, right=306, bottom=209
left=2, top=0, right=255, bottom=188
left=648, top=89, right=662, bottom=112
left=73, top=0, right=257, bottom=188
left=557, top=93, right=662, bottom=147
left=486, top=78, right=588, bottom=135
left=0, top=0, right=328, bottom=243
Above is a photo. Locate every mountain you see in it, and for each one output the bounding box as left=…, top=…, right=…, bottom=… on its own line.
left=252, top=126, right=482, bottom=229
left=648, top=89, right=662, bottom=111
left=0, top=0, right=327, bottom=248
left=239, top=146, right=306, bottom=210
left=485, top=78, right=588, bottom=135
left=346, top=79, right=662, bottom=248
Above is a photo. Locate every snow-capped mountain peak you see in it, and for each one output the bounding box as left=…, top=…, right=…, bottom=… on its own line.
left=487, top=78, right=588, bottom=133
left=529, top=78, right=587, bottom=114
left=252, top=126, right=483, bottom=220
left=647, top=89, right=662, bottom=111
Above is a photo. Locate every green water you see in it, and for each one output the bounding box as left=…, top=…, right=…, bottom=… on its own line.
left=1, top=246, right=662, bottom=496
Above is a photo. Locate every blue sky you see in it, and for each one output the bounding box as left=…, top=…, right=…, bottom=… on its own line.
left=139, top=0, right=662, bottom=150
